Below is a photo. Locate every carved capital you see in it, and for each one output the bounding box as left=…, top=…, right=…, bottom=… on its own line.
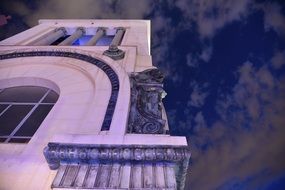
left=97, top=27, right=107, bottom=35
left=77, top=27, right=86, bottom=35
left=55, top=27, right=67, bottom=35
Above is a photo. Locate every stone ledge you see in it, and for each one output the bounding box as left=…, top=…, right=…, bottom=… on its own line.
left=50, top=134, right=188, bottom=146
left=43, top=142, right=190, bottom=170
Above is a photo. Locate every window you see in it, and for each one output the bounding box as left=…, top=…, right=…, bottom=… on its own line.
left=72, top=35, right=93, bottom=46
left=93, top=35, right=115, bottom=46
left=50, top=35, right=70, bottom=45
left=0, top=86, right=59, bottom=143
left=72, top=35, right=115, bottom=46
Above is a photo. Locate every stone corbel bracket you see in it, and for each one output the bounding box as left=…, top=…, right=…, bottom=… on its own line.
left=128, top=68, right=167, bottom=134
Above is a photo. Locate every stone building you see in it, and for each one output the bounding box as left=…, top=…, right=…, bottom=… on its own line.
left=0, top=19, right=190, bottom=189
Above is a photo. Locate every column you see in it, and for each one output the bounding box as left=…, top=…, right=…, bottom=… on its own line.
left=85, top=27, right=106, bottom=46
left=111, top=27, right=125, bottom=46
left=31, top=27, right=66, bottom=46
left=58, top=27, right=85, bottom=46
left=103, top=27, right=126, bottom=60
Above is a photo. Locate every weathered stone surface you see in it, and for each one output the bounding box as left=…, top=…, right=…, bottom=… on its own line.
left=128, top=68, right=167, bottom=134
left=103, top=45, right=125, bottom=60
left=52, top=162, right=179, bottom=189
left=43, top=142, right=190, bottom=170
left=44, top=142, right=190, bottom=189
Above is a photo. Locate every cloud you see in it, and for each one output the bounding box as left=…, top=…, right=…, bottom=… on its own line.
left=271, top=50, right=285, bottom=69
left=150, top=10, right=185, bottom=83
left=186, top=45, right=213, bottom=68
left=174, top=0, right=251, bottom=38
left=200, top=45, right=212, bottom=62
left=188, top=83, right=208, bottom=108
left=262, top=2, right=285, bottom=37
left=186, top=53, right=199, bottom=68
left=193, top=111, right=207, bottom=132
left=2, top=0, right=153, bottom=26
left=186, top=61, right=285, bottom=189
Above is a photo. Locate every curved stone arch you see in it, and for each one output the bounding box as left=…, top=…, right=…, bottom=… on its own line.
left=0, top=49, right=130, bottom=134
left=0, top=77, right=60, bottom=94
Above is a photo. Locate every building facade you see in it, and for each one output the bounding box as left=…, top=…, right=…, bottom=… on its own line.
left=0, top=19, right=190, bottom=189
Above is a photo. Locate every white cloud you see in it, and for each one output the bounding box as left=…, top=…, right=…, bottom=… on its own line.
left=187, top=62, right=285, bottom=189
left=262, top=2, right=285, bottom=36
left=188, top=84, right=208, bottom=108
left=186, top=53, right=199, bottom=67
left=194, top=111, right=207, bottom=132
left=200, top=45, right=213, bottom=62
left=174, top=0, right=251, bottom=38
left=186, top=45, right=213, bottom=68
left=2, top=0, right=154, bottom=26
left=271, top=50, right=285, bottom=69
left=257, top=66, right=275, bottom=89
left=231, top=62, right=275, bottom=119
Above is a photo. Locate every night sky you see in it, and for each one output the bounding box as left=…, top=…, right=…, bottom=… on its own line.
left=1, top=0, right=285, bottom=189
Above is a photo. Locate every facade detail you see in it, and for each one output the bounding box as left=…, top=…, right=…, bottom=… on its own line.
left=103, top=27, right=126, bottom=60
left=103, top=44, right=125, bottom=60
left=0, top=19, right=190, bottom=190
left=128, top=68, right=166, bottom=134
left=85, top=27, right=106, bottom=46
left=44, top=142, right=189, bottom=169
left=58, top=27, right=85, bottom=46
left=0, top=86, right=58, bottom=143
left=30, top=27, right=67, bottom=46
left=0, top=49, right=119, bottom=131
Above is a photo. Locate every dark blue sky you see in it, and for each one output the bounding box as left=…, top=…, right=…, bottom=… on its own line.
left=1, top=0, right=285, bottom=189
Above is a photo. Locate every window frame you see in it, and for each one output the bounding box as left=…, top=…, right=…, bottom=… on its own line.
left=0, top=86, right=58, bottom=143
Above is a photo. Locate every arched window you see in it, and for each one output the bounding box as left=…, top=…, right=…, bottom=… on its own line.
left=0, top=86, right=59, bottom=143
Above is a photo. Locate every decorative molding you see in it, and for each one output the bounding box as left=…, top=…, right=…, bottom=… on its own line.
left=55, top=27, right=67, bottom=36
left=128, top=68, right=167, bottom=134
left=114, top=27, right=126, bottom=31
left=43, top=142, right=190, bottom=170
left=103, top=45, right=125, bottom=60
left=96, top=27, right=107, bottom=35
left=76, top=27, right=86, bottom=35
left=0, top=49, right=119, bottom=131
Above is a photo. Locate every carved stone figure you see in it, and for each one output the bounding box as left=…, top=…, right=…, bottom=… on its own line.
left=128, top=68, right=167, bottom=134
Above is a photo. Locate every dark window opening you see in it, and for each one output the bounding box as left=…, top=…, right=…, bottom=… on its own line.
left=50, top=35, right=70, bottom=45
left=0, top=86, right=59, bottom=143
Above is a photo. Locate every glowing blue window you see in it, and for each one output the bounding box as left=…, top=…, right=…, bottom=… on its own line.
left=96, top=36, right=114, bottom=46
left=72, top=35, right=92, bottom=46
left=72, top=35, right=115, bottom=46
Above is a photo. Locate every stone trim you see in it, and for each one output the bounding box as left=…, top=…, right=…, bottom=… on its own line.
left=0, top=49, right=119, bottom=131
left=43, top=142, right=190, bottom=170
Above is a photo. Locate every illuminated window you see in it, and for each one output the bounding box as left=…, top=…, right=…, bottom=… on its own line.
left=72, top=35, right=115, bottom=46
left=0, top=86, right=59, bottom=143
left=94, top=35, right=115, bottom=46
